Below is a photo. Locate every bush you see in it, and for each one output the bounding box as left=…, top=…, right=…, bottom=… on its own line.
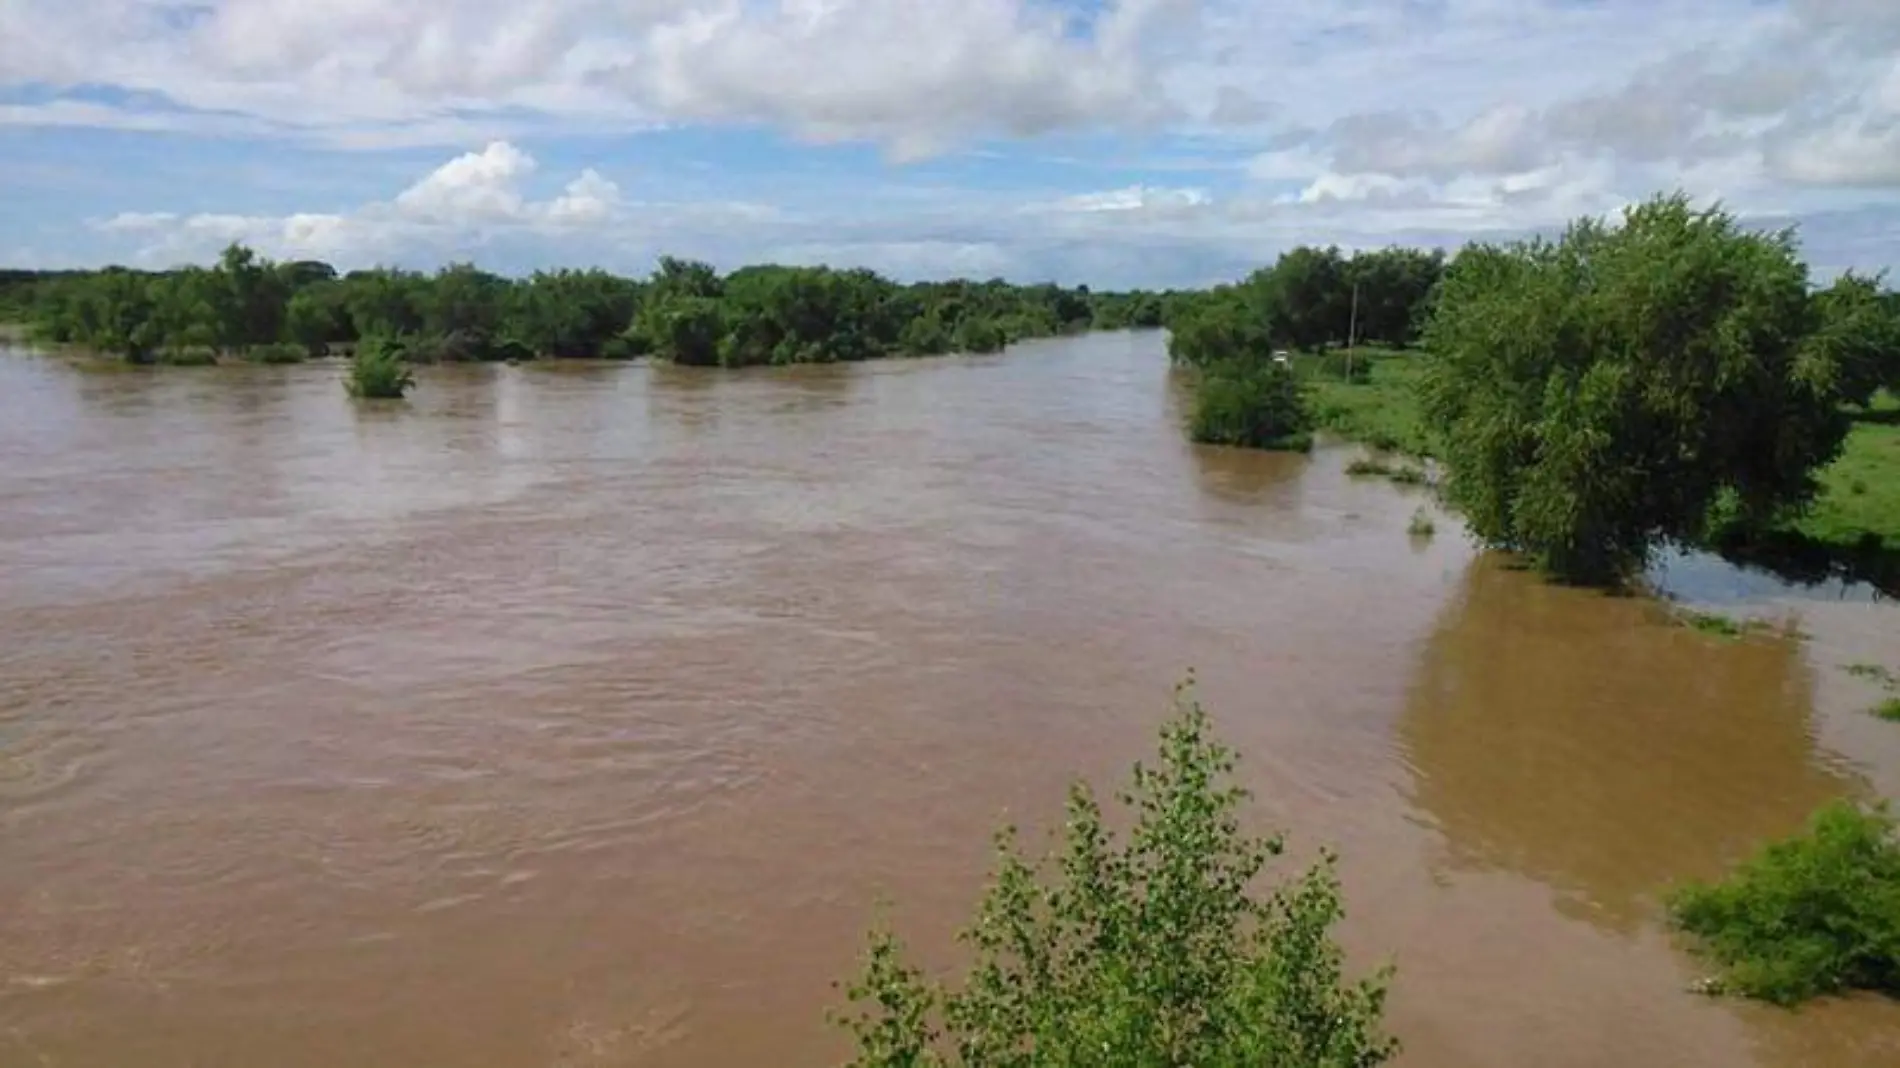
left=347, top=337, right=415, bottom=399
left=952, top=316, right=1007, bottom=354
left=1407, top=508, right=1435, bottom=538
left=243, top=341, right=307, bottom=364
left=1189, top=358, right=1313, bottom=451
left=1668, top=800, right=1900, bottom=1004
left=835, top=681, right=1398, bottom=1068
left=154, top=346, right=219, bottom=366
left=598, top=335, right=640, bottom=360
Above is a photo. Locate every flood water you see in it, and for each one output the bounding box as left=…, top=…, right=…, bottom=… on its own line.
left=2, top=332, right=1898, bottom=1067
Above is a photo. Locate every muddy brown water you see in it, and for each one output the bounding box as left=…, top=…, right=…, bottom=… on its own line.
left=3, top=333, right=1899, bottom=1067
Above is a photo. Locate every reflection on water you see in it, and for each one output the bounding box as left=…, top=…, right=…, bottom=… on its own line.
left=1402, top=555, right=1851, bottom=932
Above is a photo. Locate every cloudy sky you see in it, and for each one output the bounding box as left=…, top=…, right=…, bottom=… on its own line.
left=2, top=0, right=1898, bottom=287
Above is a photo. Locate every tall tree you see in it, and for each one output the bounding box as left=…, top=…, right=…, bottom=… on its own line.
left=1421, top=193, right=1863, bottom=583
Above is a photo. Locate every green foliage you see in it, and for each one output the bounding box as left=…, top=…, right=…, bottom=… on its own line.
left=12, top=246, right=1151, bottom=373
left=1675, top=611, right=1771, bottom=639
left=153, top=346, right=219, bottom=367
left=1167, top=288, right=1273, bottom=368
left=1874, top=698, right=1900, bottom=722
left=1844, top=663, right=1897, bottom=685
left=1345, top=455, right=1426, bottom=486
left=346, top=337, right=415, bottom=399
left=242, top=341, right=307, bottom=365
left=1668, top=800, right=1900, bottom=1004
left=1407, top=508, right=1435, bottom=538
left=835, top=681, right=1398, bottom=1067
left=1421, top=193, right=1862, bottom=585
left=1190, top=359, right=1314, bottom=452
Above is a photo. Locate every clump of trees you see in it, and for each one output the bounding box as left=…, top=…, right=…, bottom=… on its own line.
left=1165, top=245, right=1444, bottom=455
left=1168, top=246, right=1446, bottom=366
left=1190, top=359, right=1313, bottom=451
left=1669, top=800, right=1900, bottom=1005
left=8, top=245, right=1172, bottom=368
left=835, top=680, right=1397, bottom=1067
left=1420, top=194, right=1898, bottom=585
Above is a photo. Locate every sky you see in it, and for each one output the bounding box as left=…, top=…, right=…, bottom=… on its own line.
left=1, top=0, right=1898, bottom=288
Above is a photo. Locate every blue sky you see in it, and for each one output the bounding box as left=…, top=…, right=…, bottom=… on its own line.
left=2, top=0, right=1898, bottom=288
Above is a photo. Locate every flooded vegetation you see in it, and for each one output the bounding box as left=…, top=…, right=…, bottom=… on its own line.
left=2, top=330, right=1898, bottom=1066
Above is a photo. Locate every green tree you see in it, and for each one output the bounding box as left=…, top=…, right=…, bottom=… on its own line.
left=285, top=283, right=355, bottom=355
left=1190, top=359, right=1313, bottom=451
left=1807, top=272, right=1900, bottom=408
left=1166, top=288, right=1272, bottom=368
left=836, top=681, right=1397, bottom=1067
left=1421, top=193, right=1861, bottom=584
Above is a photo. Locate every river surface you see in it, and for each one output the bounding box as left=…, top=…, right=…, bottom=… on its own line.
left=2, top=332, right=1899, bottom=1067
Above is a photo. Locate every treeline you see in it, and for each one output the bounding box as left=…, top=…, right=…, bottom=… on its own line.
left=5, top=245, right=1182, bottom=366
left=1168, top=245, right=1445, bottom=369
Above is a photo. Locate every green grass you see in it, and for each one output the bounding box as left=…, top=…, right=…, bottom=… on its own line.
left=1795, top=394, right=1900, bottom=552
left=1407, top=507, right=1435, bottom=538
left=1668, top=800, right=1900, bottom=1005
left=1845, top=663, right=1897, bottom=684
left=1676, top=610, right=1776, bottom=639
left=1297, top=348, right=1434, bottom=457
left=1874, top=698, right=1900, bottom=723
left=1346, top=454, right=1428, bottom=486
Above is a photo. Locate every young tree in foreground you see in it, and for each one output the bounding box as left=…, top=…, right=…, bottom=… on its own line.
left=835, top=680, right=1397, bottom=1068
left=1421, top=193, right=1865, bottom=584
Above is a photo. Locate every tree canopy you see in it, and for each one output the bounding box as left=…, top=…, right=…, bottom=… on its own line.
left=1420, top=193, right=1890, bottom=583
left=6, top=245, right=1175, bottom=368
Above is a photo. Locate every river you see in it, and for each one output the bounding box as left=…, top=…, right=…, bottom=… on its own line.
left=2, top=332, right=1898, bottom=1066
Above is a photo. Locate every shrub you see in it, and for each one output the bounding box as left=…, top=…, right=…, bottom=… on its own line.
left=952, top=316, right=1007, bottom=354
left=835, top=680, right=1398, bottom=1068
left=1407, top=508, right=1435, bottom=538
left=1190, top=359, right=1313, bottom=451
left=1668, top=800, right=1900, bottom=1004
left=1875, top=699, right=1900, bottom=723
left=243, top=341, right=307, bottom=364
left=347, top=337, right=415, bottom=399
left=1347, top=457, right=1395, bottom=478
left=598, top=335, right=640, bottom=360
left=154, top=346, right=219, bottom=366
left=491, top=337, right=535, bottom=364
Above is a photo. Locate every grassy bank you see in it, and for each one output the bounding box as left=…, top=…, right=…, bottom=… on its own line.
left=1796, top=394, right=1900, bottom=550
left=1294, top=347, right=1900, bottom=561
left=1297, top=347, right=1433, bottom=456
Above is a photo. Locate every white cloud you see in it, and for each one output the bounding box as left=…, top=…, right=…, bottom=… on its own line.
left=1054, top=186, right=1210, bottom=213
left=545, top=170, right=624, bottom=226
left=8, top=2, right=1900, bottom=283
left=90, top=141, right=634, bottom=266
left=394, top=141, right=538, bottom=222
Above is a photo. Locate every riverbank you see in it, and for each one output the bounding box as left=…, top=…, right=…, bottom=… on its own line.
left=1297, top=348, right=1900, bottom=588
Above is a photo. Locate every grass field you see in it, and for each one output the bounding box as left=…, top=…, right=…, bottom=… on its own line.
left=1294, top=347, right=1900, bottom=559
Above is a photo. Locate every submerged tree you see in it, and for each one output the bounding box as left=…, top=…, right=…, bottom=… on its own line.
left=1421, top=193, right=1867, bottom=584
left=346, top=336, right=416, bottom=399
left=835, top=680, right=1397, bottom=1068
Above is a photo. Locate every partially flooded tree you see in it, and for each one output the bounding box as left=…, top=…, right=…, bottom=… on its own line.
left=1421, top=193, right=1868, bottom=584
left=835, top=681, right=1397, bottom=1068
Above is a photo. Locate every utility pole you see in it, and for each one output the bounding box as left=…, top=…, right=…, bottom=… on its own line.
left=1346, top=278, right=1360, bottom=383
